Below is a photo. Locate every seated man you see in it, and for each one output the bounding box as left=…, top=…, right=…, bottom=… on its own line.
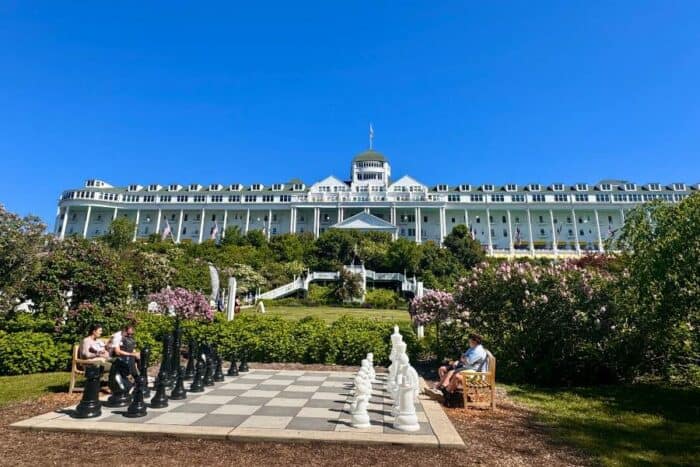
left=79, top=323, right=112, bottom=371
left=107, top=324, right=140, bottom=391
left=433, top=333, right=487, bottom=392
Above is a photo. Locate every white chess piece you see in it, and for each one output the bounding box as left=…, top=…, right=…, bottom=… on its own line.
left=351, top=373, right=372, bottom=428
left=391, top=341, right=408, bottom=416
left=366, top=353, right=377, bottom=383
left=394, top=352, right=420, bottom=432
left=387, top=335, right=404, bottom=397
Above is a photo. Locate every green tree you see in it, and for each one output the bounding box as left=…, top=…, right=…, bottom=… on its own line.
left=103, top=217, right=135, bottom=250
left=331, top=268, right=364, bottom=303
left=442, top=224, right=485, bottom=268
left=418, top=241, right=464, bottom=290
left=386, top=238, right=421, bottom=275
left=221, top=225, right=244, bottom=246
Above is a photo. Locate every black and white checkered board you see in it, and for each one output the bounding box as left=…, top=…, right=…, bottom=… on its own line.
left=91, top=369, right=433, bottom=434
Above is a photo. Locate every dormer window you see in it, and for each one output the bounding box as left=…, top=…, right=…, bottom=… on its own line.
left=647, top=183, right=661, bottom=191
left=575, top=183, right=588, bottom=191
left=459, top=184, right=471, bottom=192
left=168, top=184, right=182, bottom=191
left=229, top=184, right=242, bottom=191
left=209, top=183, right=223, bottom=191
left=482, top=184, right=494, bottom=192
left=437, top=184, right=448, bottom=192
left=505, top=184, right=517, bottom=192
left=624, top=183, right=636, bottom=191
left=599, top=183, right=612, bottom=191
left=128, top=184, right=142, bottom=192
left=292, top=183, right=305, bottom=191
left=251, top=184, right=263, bottom=191
left=272, top=184, right=284, bottom=191
left=148, top=184, right=161, bottom=191
left=672, top=183, right=686, bottom=191
left=528, top=184, right=541, bottom=191
left=552, top=184, right=564, bottom=191
left=188, top=184, right=201, bottom=191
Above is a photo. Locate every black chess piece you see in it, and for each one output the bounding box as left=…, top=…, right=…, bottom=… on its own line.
left=184, top=340, right=196, bottom=380
left=75, top=364, right=103, bottom=418
left=150, top=372, right=169, bottom=409
left=160, top=334, right=173, bottom=388
left=227, top=352, right=239, bottom=377
left=170, top=367, right=187, bottom=400
left=203, top=355, right=215, bottom=386
left=189, top=359, right=205, bottom=393
left=238, top=350, right=249, bottom=373
left=125, top=375, right=148, bottom=417
left=106, top=359, right=131, bottom=407
left=169, top=322, right=182, bottom=381
left=139, top=347, right=151, bottom=399
left=212, top=345, right=225, bottom=382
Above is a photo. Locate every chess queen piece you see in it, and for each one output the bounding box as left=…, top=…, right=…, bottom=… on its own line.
left=170, top=366, right=188, bottom=400
left=393, top=353, right=420, bottom=432
left=189, top=359, right=205, bottom=393
left=150, top=373, right=169, bottom=409
left=125, top=374, right=148, bottom=418
left=139, top=347, right=151, bottom=399
left=184, top=340, right=197, bottom=380
left=350, top=374, right=372, bottom=428
left=74, top=364, right=103, bottom=418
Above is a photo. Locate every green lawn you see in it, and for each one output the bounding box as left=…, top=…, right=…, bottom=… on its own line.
left=0, top=372, right=72, bottom=408
left=247, top=305, right=411, bottom=324
left=505, top=384, right=700, bottom=466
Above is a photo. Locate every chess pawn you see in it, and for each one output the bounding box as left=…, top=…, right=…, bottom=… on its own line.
left=203, top=356, right=215, bottom=387
left=75, top=364, right=102, bottom=418
left=150, top=373, right=169, bottom=409
left=189, top=360, right=205, bottom=393
left=227, top=352, right=239, bottom=377
left=212, top=347, right=225, bottom=382
left=170, top=367, right=187, bottom=400
left=238, top=350, right=249, bottom=372
left=184, top=340, right=197, bottom=380
left=125, top=375, right=148, bottom=418
left=351, top=376, right=372, bottom=428
left=393, top=353, right=420, bottom=432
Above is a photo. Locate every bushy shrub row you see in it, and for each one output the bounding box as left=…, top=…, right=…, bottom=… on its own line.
left=0, top=332, right=66, bottom=375
left=268, top=286, right=407, bottom=310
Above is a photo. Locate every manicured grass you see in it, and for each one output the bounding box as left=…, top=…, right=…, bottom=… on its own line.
left=248, top=305, right=411, bottom=324
left=0, top=372, right=72, bottom=408
left=505, top=384, right=700, bottom=466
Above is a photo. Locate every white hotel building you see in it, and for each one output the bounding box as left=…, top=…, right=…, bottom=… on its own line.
left=55, top=149, right=697, bottom=257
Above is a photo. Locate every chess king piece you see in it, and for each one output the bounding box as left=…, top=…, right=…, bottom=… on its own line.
left=350, top=373, right=372, bottom=428
left=74, top=364, right=103, bottom=418
left=394, top=353, right=420, bottom=432
left=150, top=373, right=169, bottom=409
left=212, top=345, right=225, bottom=382
left=391, top=341, right=408, bottom=416
left=184, top=340, right=197, bottom=380
left=169, top=323, right=183, bottom=382
left=189, top=359, right=205, bottom=393
left=160, top=334, right=174, bottom=388
left=170, top=366, right=188, bottom=400
left=125, top=374, right=148, bottom=418
left=139, top=347, right=151, bottom=399
left=227, top=351, right=239, bottom=377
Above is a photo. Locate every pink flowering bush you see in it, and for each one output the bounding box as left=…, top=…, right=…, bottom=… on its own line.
left=148, top=287, right=214, bottom=322
left=450, top=260, right=619, bottom=385
left=409, top=290, right=455, bottom=326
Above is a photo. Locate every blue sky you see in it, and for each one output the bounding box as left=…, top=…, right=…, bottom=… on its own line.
left=1, top=1, right=699, bottom=226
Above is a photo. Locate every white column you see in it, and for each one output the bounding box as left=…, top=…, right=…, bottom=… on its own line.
left=339, top=207, right=344, bottom=222
left=176, top=209, right=184, bottom=243
left=619, top=208, right=625, bottom=224
left=59, top=206, right=70, bottom=240
left=464, top=209, right=469, bottom=228
left=267, top=209, right=272, bottom=239
left=313, top=207, right=320, bottom=238
left=155, top=209, right=162, bottom=236
left=133, top=209, right=140, bottom=241
left=439, top=207, right=446, bottom=244
left=549, top=209, right=558, bottom=255
left=222, top=210, right=228, bottom=238
left=594, top=209, right=604, bottom=252
left=364, top=207, right=370, bottom=214
left=113, top=207, right=118, bottom=220
left=526, top=208, right=535, bottom=255
left=572, top=208, right=581, bottom=254
left=290, top=207, right=296, bottom=234
left=415, top=207, right=421, bottom=243
left=198, top=208, right=205, bottom=243
left=245, top=209, right=250, bottom=234
left=82, top=205, right=92, bottom=239
left=485, top=207, right=493, bottom=254
left=390, top=206, right=396, bottom=225
left=507, top=210, right=514, bottom=254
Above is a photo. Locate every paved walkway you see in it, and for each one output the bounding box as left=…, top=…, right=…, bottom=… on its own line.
left=12, top=369, right=464, bottom=448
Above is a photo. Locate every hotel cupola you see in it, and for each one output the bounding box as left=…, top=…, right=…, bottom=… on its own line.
left=351, top=149, right=391, bottom=190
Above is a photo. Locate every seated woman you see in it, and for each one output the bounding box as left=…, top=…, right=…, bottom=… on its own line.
left=444, top=333, right=487, bottom=393
left=80, top=324, right=112, bottom=370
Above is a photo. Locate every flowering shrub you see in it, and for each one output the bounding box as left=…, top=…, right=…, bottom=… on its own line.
left=148, top=287, right=214, bottom=322
left=450, top=261, right=619, bottom=385
left=408, top=290, right=454, bottom=326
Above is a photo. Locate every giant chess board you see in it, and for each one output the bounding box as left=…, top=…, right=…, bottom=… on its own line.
left=12, top=369, right=464, bottom=448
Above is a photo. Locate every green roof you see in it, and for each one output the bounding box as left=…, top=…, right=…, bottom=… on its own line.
left=352, top=149, right=387, bottom=163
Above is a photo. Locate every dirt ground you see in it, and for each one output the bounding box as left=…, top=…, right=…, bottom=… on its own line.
left=2, top=364, right=589, bottom=467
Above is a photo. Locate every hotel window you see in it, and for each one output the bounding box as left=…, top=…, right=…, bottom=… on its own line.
left=554, top=194, right=569, bottom=202
left=272, top=214, right=277, bottom=222
left=648, top=183, right=661, bottom=191
left=182, top=227, right=187, bottom=235
left=540, top=228, right=545, bottom=236
left=475, top=216, right=481, bottom=223
left=575, top=194, right=588, bottom=202
left=566, top=216, right=572, bottom=224
left=408, top=228, right=416, bottom=236
left=280, top=195, right=292, bottom=202
left=423, top=216, right=428, bottom=223
left=189, top=184, right=201, bottom=191
left=491, top=194, right=505, bottom=202
left=672, top=183, right=686, bottom=191
left=624, top=183, right=636, bottom=191
left=169, top=184, right=181, bottom=191
left=512, top=194, right=525, bottom=202
left=503, top=229, right=508, bottom=237
left=538, top=215, right=544, bottom=223
left=532, top=194, right=545, bottom=202
left=505, top=184, right=517, bottom=192
left=643, top=194, right=655, bottom=201
left=629, top=194, right=642, bottom=202
left=470, top=194, right=484, bottom=202
left=149, top=184, right=160, bottom=191
left=229, top=184, right=242, bottom=191
left=144, top=195, right=155, bottom=202
left=596, top=194, right=610, bottom=202
left=568, top=229, right=574, bottom=237
left=674, top=194, right=686, bottom=202
left=196, top=214, right=201, bottom=221
left=451, top=217, right=456, bottom=223
left=262, top=195, right=274, bottom=203
left=482, top=184, right=494, bottom=192
left=600, top=183, right=612, bottom=191
left=501, top=216, right=506, bottom=223
left=459, top=184, right=471, bottom=192
left=272, top=184, right=283, bottom=191
left=552, top=184, right=564, bottom=191
left=193, top=195, right=206, bottom=203
left=575, top=183, right=588, bottom=191
left=244, top=195, right=257, bottom=202
left=448, top=194, right=460, bottom=202
left=171, top=214, right=176, bottom=221
left=529, top=184, right=541, bottom=191
left=228, top=195, right=240, bottom=202
left=176, top=195, right=189, bottom=202
left=184, top=214, right=189, bottom=221
left=293, top=183, right=304, bottom=191
left=437, top=184, right=448, bottom=192
left=251, top=184, right=263, bottom=191
left=128, top=184, right=140, bottom=191
left=613, top=194, right=628, bottom=202
left=211, top=195, right=223, bottom=203
left=489, top=215, right=493, bottom=223
left=209, top=184, right=222, bottom=191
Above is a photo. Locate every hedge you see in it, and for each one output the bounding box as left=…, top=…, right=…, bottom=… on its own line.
left=0, top=332, right=65, bottom=375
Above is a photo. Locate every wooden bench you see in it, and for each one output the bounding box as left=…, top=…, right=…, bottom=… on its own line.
left=445, top=350, right=497, bottom=409
left=68, top=338, right=109, bottom=394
